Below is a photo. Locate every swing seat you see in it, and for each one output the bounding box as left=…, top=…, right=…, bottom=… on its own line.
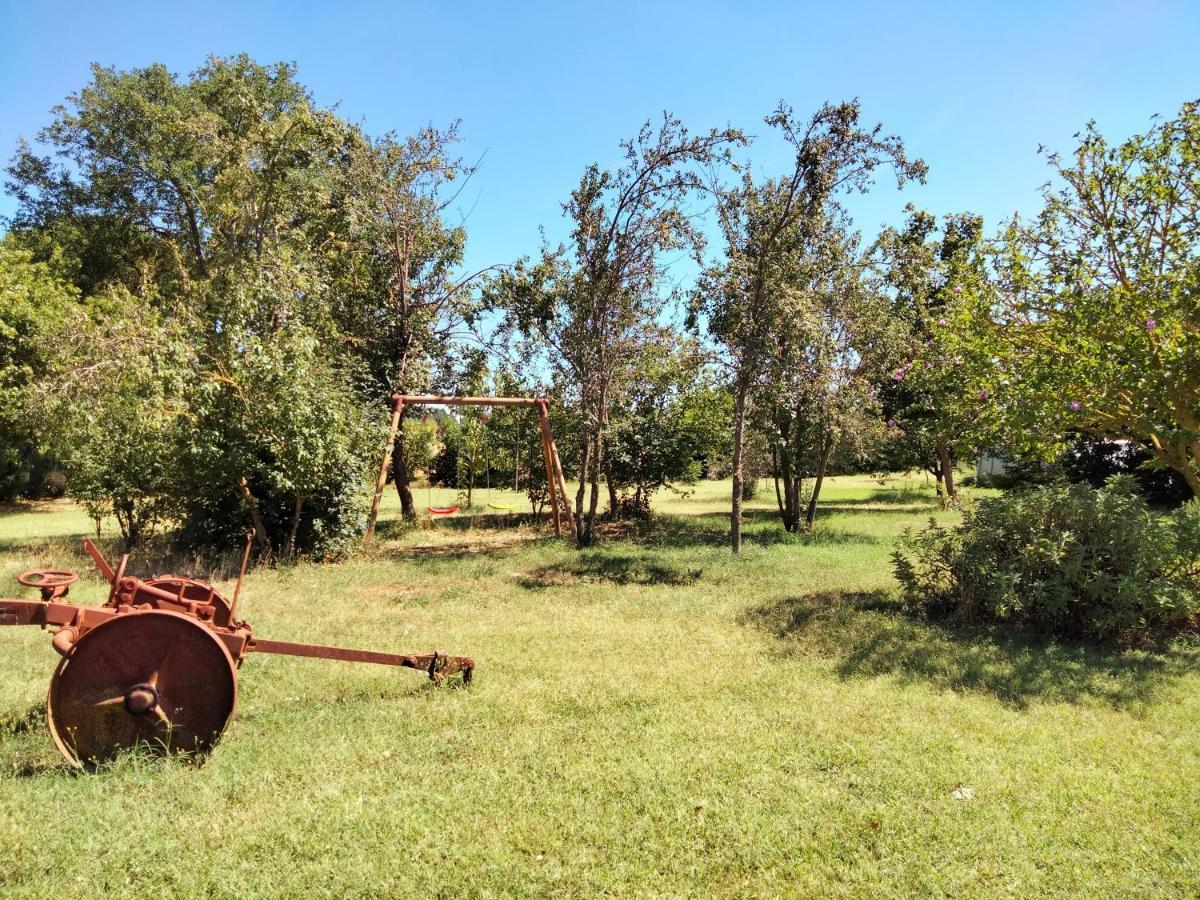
left=427, top=504, right=461, bottom=516
left=487, top=502, right=515, bottom=511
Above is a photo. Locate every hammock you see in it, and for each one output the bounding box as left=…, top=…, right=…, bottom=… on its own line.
left=488, top=502, right=515, bottom=511
left=427, top=504, right=461, bottom=517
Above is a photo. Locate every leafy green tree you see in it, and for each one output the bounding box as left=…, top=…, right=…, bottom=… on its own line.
left=606, top=330, right=730, bottom=516
left=26, top=290, right=190, bottom=548
left=6, top=57, right=374, bottom=553
left=977, top=101, right=1200, bottom=496
left=694, top=101, right=925, bottom=552
left=755, top=213, right=892, bottom=532
left=0, top=241, right=77, bottom=499
left=332, top=123, right=492, bottom=520
left=876, top=205, right=989, bottom=503
left=7, top=56, right=347, bottom=316
left=492, top=114, right=744, bottom=546
left=179, top=321, right=377, bottom=558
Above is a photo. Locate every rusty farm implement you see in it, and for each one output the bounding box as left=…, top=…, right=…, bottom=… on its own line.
left=0, top=533, right=473, bottom=768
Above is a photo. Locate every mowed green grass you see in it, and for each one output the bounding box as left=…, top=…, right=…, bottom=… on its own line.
left=1, top=475, right=1198, bottom=897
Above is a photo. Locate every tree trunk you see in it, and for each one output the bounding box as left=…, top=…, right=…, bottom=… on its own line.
left=574, top=429, right=591, bottom=544
left=804, top=434, right=835, bottom=532
left=285, top=493, right=304, bottom=558
left=1182, top=465, right=1200, bottom=498
left=772, top=447, right=785, bottom=518
left=730, top=381, right=749, bottom=554
left=391, top=429, right=416, bottom=520
left=936, top=439, right=957, bottom=505
left=1157, top=440, right=1200, bottom=498
left=584, top=429, right=602, bottom=546
left=236, top=477, right=271, bottom=551
left=777, top=444, right=801, bottom=533
left=604, top=455, right=620, bottom=519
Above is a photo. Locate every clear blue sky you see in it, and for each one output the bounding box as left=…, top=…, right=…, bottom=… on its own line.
left=2, top=0, right=1197, bottom=278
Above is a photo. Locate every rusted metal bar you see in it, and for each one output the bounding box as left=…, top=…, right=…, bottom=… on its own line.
left=228, top=529, right=255, bottom=623
left=248, top=639, right=474, bottom=681
left=0, top=599, right=50, bottom=626
left=392, top=395, right=548, bottom=407
left=83, top=539, right=115, bottom=582
left=365, top=396, right=405, bottom=542
left=248, top=638, right=426, bottom=666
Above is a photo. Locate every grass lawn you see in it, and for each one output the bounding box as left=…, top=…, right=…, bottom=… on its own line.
left=1, top=475, right=1198, bottom=897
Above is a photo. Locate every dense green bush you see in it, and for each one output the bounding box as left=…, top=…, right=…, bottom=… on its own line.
left=892, top=477, right=1200, bottom=642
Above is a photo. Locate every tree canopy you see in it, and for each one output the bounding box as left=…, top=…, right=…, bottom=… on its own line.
left=3, top=54, right=1195, bottom=559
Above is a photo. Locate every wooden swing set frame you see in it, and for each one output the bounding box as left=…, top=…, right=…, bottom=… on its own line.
left=364, top=395, right=573, bottom=541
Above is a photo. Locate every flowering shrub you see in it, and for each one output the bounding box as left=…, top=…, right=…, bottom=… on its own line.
left=892, top=477, right=1200, bottom=642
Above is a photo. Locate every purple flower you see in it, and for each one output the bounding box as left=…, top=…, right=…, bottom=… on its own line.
left=1069, top=401, right=1081, bottom=411
left=1145, top=318, right=1156, bottom=331
left=887, top=419, right=895, bottom=427
left=978, top=390, right=989, bottom=400
left=953, top=285, right=963, bottom=294
left=938, top=318, right=948, bottom=326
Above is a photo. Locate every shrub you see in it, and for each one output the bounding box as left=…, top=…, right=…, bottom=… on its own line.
left=892, top=476, right=1200, bottom=642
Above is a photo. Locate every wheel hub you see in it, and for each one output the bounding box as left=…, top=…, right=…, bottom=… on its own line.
left=124, top=683, right=159, bottom=715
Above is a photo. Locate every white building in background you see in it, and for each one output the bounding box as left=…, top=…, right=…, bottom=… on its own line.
left=976, top=452, right=1009, bottom=479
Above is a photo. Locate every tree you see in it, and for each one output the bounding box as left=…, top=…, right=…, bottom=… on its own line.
left=6, top=57, right=376, bottom=554
left=755, top=213, right=891, bottom=532
left=332, top=123, right=493, bottom=521
left=180, top=321, right=376, bottom=558
left=694, top=101, right=925, bottom=553
left=0, top=241, right=77, bottom=499
left=876, top=205, right=989, bottom=504
left=492, top=114, right=744, bottom=546
left=978, top=101, right=1200, bottom=496
left=606, top=330, right=730, bottom=517
left=25, top=289, right=190, bottom=548
left=6, top=56, right=346, bottom=315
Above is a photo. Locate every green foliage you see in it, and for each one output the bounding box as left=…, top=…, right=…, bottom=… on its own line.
left=178, top=320, right=379, bottom=559
left=875, top=205, right=991, bottom=493
left=977, top=101, right=1200, bottom=496
left=0, top=241, right=78, bottom=499
left=893, top=477, right=1200, bottom=642
left=607, top=334, right=730, bottom=516
left=694, top=101, right=925, bottom=545
left=27, top=290, right=189, bottom=547
left=491, top=114, right=745, bottom=545
left=6, top=58, right=376, bottom=556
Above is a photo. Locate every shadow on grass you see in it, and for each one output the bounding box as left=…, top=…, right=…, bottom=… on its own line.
left=743, top=590, right=1199, bottom=709
left=0, top=702, right=45, bottom=738
left=374, top=511, right=550, bottom=538
left=519, top=551, right=702, bottom=589
left=0, top=703, right=80, bottom=779
left=826, top=485, right=942, bottom=506
left=625, top=514, right=882, bottom=551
